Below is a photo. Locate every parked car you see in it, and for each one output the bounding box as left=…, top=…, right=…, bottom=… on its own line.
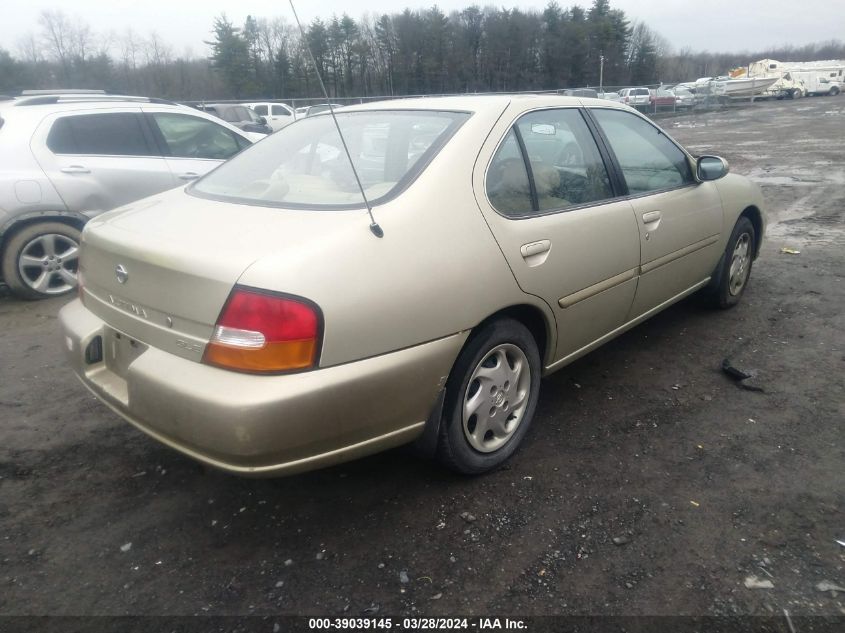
left=560, top=88, right=598, bottom=98
left=59, top=95, right=765, bottom=477
left=197, top=103, right=273, bottom=135
left=0, top=93, right=255, bottom=299
left=649, top=89, right=677, bottom=109
left=670, top=87, right=696, bottom=108
left=294, top=103, right=344, bottom=118
left=246, top=102, right=295, bottom=131
left=617, top=87, right=651, bottom=109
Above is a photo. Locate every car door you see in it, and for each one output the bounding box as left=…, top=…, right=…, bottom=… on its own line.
left=589, top=107, right=723, bottom=318
left=270, top=104, right=293, bottom=130
left=144, top=111, right=250, bottom=183
left=31, top=108, right=175, bottom=212
left=474, top=106, right=641, bottom=365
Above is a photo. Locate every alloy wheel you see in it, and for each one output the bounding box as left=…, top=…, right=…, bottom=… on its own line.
left=17, top=233, right=80, bottom=295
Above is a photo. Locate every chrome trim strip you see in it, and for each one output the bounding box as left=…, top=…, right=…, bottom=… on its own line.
left=640, top=234, right=720, bottom=275
left=558, top=267, right=638, bottom=309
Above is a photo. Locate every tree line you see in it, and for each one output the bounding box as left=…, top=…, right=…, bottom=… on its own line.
left=1, top=1, right=844, bottom=101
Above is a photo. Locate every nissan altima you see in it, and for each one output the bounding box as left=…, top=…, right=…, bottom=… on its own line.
left=59, top=95, right=765, bottom=476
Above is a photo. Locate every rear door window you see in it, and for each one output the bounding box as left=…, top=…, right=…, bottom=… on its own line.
left=486, top=108, right=614, bottom=217
left=271, top=105, right=290, bottom=116
left=486, top=130, right=533, bottom=216
left=47, top=112, right=154, bottom=156
left=252, top=105, right=268, bottom=116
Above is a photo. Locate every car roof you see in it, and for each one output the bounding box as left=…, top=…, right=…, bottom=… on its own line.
left=0, top=97, right=253, bottom=140
left=338, top=94, right=626, bottom=115
left=0, top=96, right=189, bottom=115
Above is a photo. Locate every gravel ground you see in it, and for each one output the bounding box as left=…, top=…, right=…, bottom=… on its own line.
left=0, top=97, right=843, bottom=622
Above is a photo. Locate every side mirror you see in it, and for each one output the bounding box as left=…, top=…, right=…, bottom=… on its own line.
left=697, top=155, right=729, bottom=181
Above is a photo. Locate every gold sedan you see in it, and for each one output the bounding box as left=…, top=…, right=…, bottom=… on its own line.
left=59, top=95, right=765, bottom=476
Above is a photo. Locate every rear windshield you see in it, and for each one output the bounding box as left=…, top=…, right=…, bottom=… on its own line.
left=190, top=110, right=470, bottom=209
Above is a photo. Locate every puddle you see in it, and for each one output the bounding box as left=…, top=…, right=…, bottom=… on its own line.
left=747, top=166, right=845, bottom=186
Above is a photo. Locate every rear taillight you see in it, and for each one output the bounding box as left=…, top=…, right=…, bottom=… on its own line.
left=203, top=287, right=321, bottom=373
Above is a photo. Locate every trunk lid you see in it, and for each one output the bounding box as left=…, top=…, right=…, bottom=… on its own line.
left=80, top=187, right=340, bottom=362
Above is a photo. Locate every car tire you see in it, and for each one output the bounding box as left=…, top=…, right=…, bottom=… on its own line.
left=830, top=86, right=840, bottom=96
left=1, top=222, right=82, bottom=300
left=792, top=88, right=803, bottom=99
left=437, top=318, right=541, bottom=475
left=710, top=216, right=756, bottom=309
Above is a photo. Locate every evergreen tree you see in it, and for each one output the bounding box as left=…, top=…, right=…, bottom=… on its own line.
left=206, top=15, right=251, bottom=97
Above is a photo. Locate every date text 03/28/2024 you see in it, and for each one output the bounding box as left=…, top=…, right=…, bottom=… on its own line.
left=307, top=618, right=527, bottom=630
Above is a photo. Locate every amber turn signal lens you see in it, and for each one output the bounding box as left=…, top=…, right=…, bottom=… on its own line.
left=204, top=339, right=317, bottom=372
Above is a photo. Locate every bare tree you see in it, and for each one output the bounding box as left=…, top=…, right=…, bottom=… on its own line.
left=39, top=9, right=72, bottom=82
left=16, top=33, right=43, bottom=65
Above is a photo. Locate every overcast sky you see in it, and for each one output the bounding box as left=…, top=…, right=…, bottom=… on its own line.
left=1, top=0, right=840, bottom=58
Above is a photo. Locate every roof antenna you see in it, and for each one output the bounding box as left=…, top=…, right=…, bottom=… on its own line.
left=288, top=0, right=384, bottom=238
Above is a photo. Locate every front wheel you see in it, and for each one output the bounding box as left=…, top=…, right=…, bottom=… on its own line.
left=710, top=216, right=756, bottom=309
left=1, top=222, right=82, bottom=300
left=437, top=318, right=541, bottom=475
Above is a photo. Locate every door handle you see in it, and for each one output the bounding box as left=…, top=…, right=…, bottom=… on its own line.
left=642, top=210, right=662, bottom=224
left=60, top=165, right=90, bottom=174
left=520, top=240, right=551, bottom=267
left=178, top=172, right=200, bottom=180
left=520, top=240, right=551, bottom=258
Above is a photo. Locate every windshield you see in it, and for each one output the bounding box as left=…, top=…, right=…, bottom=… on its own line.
left=190, top=110, right=470, bottom=209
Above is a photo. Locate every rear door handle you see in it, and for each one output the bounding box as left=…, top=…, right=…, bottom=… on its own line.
left=60, top=165, right=90, bottom=174
left=642, top=210, right=662, bottom=224
left=520, top=240, right=551, bottom=258
left=178, top=172, right=200, bottom=180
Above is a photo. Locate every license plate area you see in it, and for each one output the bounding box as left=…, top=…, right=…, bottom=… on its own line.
left=104, top=327, right=147, bottom=379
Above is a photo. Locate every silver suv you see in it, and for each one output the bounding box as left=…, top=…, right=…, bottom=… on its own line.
left=0, top=93, right=256, bottom=299
left=617, top=87, right=651, bottom=109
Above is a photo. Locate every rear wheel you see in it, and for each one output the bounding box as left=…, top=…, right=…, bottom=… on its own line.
left=792, top=88, right=803, bottom=99
left=1, top=222, right=81, bottom=300
left=437, top=318, right=541, bottom=475
left=830, top=86, right=840, bottom=96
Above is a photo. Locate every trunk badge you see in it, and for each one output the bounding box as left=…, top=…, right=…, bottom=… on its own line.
left=115, top=264, right=129, bottom=284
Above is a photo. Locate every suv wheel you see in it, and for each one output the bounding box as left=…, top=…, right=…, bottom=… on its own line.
left=1, top=222, right=82, bottom=300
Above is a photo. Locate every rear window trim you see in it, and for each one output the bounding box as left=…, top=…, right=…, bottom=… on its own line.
left=187, top=108, right=473, bottom=211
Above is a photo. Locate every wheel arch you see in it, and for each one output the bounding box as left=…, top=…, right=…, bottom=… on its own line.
left=472, top=302, right=555, bottom=367
left=0, top=211, right=87, bottom=259
left=414, top=300, right=555, bottom=459
left=739, top=205, right=764, bottom=259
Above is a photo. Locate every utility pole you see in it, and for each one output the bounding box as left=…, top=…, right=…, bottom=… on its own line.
left=599, top=53, right=605, bottom=92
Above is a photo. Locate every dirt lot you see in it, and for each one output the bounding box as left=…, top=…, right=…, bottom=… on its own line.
left=0, top=98, right=843, bottom=623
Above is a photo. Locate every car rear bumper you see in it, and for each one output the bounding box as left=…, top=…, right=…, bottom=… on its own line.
left=59, top=299, right=465, bottom=476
